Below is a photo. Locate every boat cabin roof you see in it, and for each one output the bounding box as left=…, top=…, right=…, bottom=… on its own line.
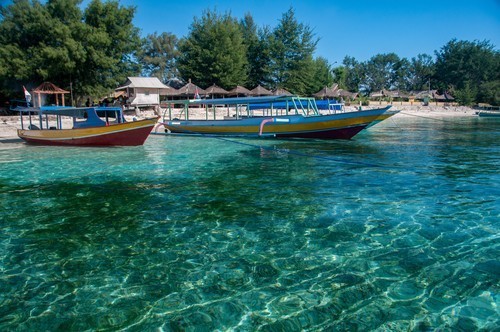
left=172, top=95, right=321, bottom=116
left=14, top=106, right=122, bottom=117
left=176, top=95, right=306, bottom=106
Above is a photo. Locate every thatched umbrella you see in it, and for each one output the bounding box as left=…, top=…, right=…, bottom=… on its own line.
left=313, top=86, right=339, bottom=99
left=227, top=85, right=252, bottom=97
left=33, top=82, right=70, bottom=107
left=250, top=85, right=273, bottom=96
left=159, top=86, right=179, bottom=97
left=158, top=86, right=179, bottom=106
left=434, top=91, right=454, bottom=101
left=272, top=87, right=293, bottom=96
left=205, top=84, right=229, bottom=98
left=337, top=89, right=358, bottom=100
left=370, top=90, right=384, bottom=98
left=178, top=79, right=206, bottom=98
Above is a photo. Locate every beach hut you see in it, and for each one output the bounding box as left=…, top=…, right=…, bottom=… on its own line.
left=250, top=85, right=273, bottom=96
left=227, top=85, right=252, bottom=97
left=272, top=87, right=293, bottom=96
left=178, top=79, right=206, bottom=99
left=370, top=90, right=384, bottom=99
left=313, top=85, right=339, bottom=99
left=205, top=84, right=229, bottom=98
left=115, top=77, right=176, bottom=108
left=434, top=91, right=454, bottom=101
left=32, top=82, right=70, bottom=107
left=337, top=89, right=358, bottom=103
left=337, top=89, right=358, bottom=99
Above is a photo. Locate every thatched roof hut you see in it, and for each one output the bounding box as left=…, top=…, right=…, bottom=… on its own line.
left=272, top=88, right=293, bottom=96
left=434, top=91, right=454, bottom=101
left=227, top=85, right=252, bottom=96
left=313, top=85, right=339, bottom=99
left=337, top=89, right=358, bottom=100
left=370, top=89, right=408, bottom=100
left=205, top=84, right=229, bottom=97
left=250, top=85, right=273, bottom=96
left=178, top=80, right=206, bottom=98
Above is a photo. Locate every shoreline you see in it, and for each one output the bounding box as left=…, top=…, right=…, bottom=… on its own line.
left=0, top=105, right=477, bottom=141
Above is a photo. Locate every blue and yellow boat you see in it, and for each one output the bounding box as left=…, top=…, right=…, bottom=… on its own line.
left=159, top=96, right=395, bottom=139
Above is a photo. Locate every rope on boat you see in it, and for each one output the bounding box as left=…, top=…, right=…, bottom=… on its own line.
left=400, top=111, right=454, bottom=122
left=398, top=111, right=471, bottom=123
left=397, top=111, right=500, bottom=131
left=152, top=121, right=384, bottom=168
left=216, top=137, right=384, bottom=168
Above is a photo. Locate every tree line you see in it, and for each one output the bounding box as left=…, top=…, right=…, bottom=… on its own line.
left=1, top=0, right=498, bottom=106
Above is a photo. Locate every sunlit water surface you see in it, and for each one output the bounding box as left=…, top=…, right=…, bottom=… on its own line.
left=0, top=116, right=498, bottom=331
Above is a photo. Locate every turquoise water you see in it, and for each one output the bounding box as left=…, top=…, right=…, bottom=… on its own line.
left=0, top=116, right=498, bottom=331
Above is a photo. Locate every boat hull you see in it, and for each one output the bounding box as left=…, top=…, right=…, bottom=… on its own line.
left=162, top=107, right=391, bottom=139
left=18, top=118, right=158, bottom=146
left=477, top=111, right=500, bottom=118
left=366, top=110, right=400, bottom=128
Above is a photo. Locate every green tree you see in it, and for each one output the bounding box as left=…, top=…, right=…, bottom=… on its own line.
left=332, top=65, right=347, bottom=90
left=0, top=0, right=69, bottom=87
left=392, top=57, right=410, bottom=91
left=138, top=32, right=180, bottom=83
left=177, top=9, right=247, bottom=89
left=477, top=80, right=500, bottom=105
left=0, top=0, right=141, bottom=103
left=434, top=39, right=499, bottom=102
left=341, top=56, right=363, bottom=92
left=79, top=0, right=141, bottom=99
left=310, top=56, right=333, bottom=93
left=407, top=53, right=435, bottom=91
left=267, top=7, right=318, bottom=95
left=240, top=14, right=270, bottom=89
left=454, top=81, right=477, bottom=106
left=362, top=53, right=403, bottom=94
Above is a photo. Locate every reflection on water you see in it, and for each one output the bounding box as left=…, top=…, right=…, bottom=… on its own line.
left=0, top=117, right=498, bottom=330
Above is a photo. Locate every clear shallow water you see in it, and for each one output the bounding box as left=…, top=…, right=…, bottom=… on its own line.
left=0, top=116, right=498, bottom=331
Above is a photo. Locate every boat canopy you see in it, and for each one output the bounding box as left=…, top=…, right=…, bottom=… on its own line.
left=171, top=95, right=321, bottom=117
left=172, top=96, right=344, bottom=113
left=14, top=106, right=122, bottom=117
left=14, top=106, right=125, bottom=130
left=176, top=95, right=295, bottom=106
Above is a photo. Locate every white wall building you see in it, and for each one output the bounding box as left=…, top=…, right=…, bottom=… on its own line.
left=115, top=77, right=175, bottom=108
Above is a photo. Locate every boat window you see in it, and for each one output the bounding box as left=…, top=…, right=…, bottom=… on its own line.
left=96, top=110, right=118, bottom=119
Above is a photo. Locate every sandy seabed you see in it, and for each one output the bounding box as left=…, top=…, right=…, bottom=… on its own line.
left=0, top=105, right=477, bottom=141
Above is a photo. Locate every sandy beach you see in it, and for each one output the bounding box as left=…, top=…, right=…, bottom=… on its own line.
left=0, top=105, right=477, bottom=141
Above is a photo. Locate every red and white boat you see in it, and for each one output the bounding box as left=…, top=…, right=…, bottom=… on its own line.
left=15, top=106, right=158, bottom=146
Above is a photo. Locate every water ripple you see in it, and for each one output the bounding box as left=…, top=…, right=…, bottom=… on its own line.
left=0, top=119, right=498, bottom=330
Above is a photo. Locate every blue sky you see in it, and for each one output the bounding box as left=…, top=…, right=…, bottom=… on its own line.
left=111, top=0, right=499, bottom=64
left=4, top=0, right=500, bottom=64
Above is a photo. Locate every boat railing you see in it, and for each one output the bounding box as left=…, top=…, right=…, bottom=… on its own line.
left=14, top=106, right=125, bottom=130
left=161, top=96, right=323, bottom=122
left=328, top=102, right=345, bottom=113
